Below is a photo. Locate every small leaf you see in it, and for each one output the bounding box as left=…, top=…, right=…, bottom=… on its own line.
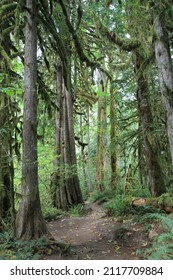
left=48, top=249, right=52, bottom=255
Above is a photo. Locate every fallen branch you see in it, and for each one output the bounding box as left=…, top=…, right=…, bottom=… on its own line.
left=131, top=194, right=173, bottom=213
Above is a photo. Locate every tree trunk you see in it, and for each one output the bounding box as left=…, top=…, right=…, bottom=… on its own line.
left=95, top=95, right=106, bottom=191
left=0, top=18, right=15, bottom=229
left=16, top=0, right=47, bottom=240
left=80, top=115, right=87, bottom=189
left=131, top=194, right=173, bottom=214
left=110, top=82, right=120, bottom=187
left=0, top=94, right=14, bottom=221
left=87, top=106, right=93, bottom=191
left=51, top=65, right=83, bottom=210
left=135, top=51, right=166, bottom=197
left=95, top=70, right=107, bottom=192
left=154, top=13, right=173, bottom=168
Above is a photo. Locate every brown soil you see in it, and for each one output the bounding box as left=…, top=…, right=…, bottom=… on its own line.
left=44, top=202, right=151, bottom=260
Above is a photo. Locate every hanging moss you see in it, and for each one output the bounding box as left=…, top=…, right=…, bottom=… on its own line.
left=2, top=26, right=14, bottom=36
left=0, top=47, right=11, bottom=68
left=0, top=3, right=17, bottom=17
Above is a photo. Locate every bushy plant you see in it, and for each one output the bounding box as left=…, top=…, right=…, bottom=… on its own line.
left=42, top=207, right=64, bottom=221
left=0, top=234, right=48, bottom=260
left=140, top=213, right=173, bottom=260
left=69, top=204, right=89, bottom=217
left=90, top=189, right=117, bottom=204
left=104, top=194, right=131, bottom=216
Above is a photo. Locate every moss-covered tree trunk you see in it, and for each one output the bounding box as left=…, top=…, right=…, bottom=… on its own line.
left=110, top=81, right=120, bottom=187
left=95, top=96, right=105, bottom=191
left=154, top=13, right=173, bottom=168
left=0, top=94, right=14, bottom=225
left=0, top=15, right=15, bottom=229
left=87, top=106, right=93, bottom=191
left=16, top=0, right=48, bottom=240
left=95, top=69, right=107, bottom=192
left=51, top=65, right=83, bottom=210
left=135, top=51, right=166, bottom=196
left=80, top=115, right=87, bottom=189
left=51, top=0, right=83, bottom=210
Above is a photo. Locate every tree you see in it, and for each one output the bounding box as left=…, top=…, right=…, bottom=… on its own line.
left=0, top=2, right=16, bottom=230
left=16, top=0, right=48, bottom=240
left=134, top=50, right=166, bottom=196
left=48, top=0, right=83, bottom=210
left=94, top=69, right=107, bottom=191
left=51, top=63, right=83, bottom=210
left=154, top=4, right=173, bottom=167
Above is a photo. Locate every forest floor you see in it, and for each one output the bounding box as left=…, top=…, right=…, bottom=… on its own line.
left=43, top=202, right=156, bottom=260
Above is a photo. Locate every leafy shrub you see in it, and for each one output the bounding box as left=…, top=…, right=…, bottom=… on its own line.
left=0, top=234, right=49, bottom=260
left=90, top=189, right=117, bottom=204
left=104, top=194, right=131, bottom=216
left=43, top=207, right=64, bottom=221
left=128, top=185, right=151, bottom=198
left=69, top=204, right=89, bottom=217
left=141, top=213, right=173, bottom=259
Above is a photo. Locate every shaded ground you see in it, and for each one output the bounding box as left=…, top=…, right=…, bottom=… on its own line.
left=44, top=203, right=151, bottom=260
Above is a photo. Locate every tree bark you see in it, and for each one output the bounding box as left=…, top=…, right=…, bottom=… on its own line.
left=80, top=115, right=87, bottom=189
left=154, top=13, right=173, bottom=167
left=0, top=15, right=15, bottom=228
left=135, top=51, right=166, bottom=197
left=51, top=65, right=83, bottom=210
left=0, top=94, right=14, bottom=221
left=95, top=95, right=106, bottom=191
left=87, top=106, right=93, bottom=191
left=110, top=82, right=120, bottom=187
left=16, top=0, right=48, bottom=240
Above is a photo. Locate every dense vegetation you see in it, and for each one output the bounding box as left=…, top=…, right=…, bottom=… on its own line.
left=0, top=0, right=173, bottom=259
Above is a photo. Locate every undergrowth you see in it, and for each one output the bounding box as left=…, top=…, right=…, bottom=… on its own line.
left=138, top=213, right=173, bottom=260
left=43, top=207, right=64, bottom=221
left=68, top=204, right=90, bottom=217
left=90, top=189, right=117, bottom=204
left=0, top=234, right=48, bottom=260
left=0, top=233, right=71, bottom=260
left=104, top=194, right=131, bottom=216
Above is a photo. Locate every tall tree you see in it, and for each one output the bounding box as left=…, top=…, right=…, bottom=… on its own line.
left=94, top=0, right=167, bottom=196
left=0, top=2, right=16, bottom=230
left=126, top=0, right=166, bottom=196
left=16, top=0, right=48, bottom=240
left=95, top=69, right=107, bottom=191
left=51, top=63, right=83, bottom=210
left=154, top=5, right=173, bottom=168
left=134, top=50, right=166, bottom=196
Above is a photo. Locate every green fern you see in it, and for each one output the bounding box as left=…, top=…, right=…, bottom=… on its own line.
left=144, top=244, right=173, bottom=260
left=0, top=234, right=49, bottom=260
left=144, top=213, right=173, bottom=232
left=141, top=213, right=173, bottom=259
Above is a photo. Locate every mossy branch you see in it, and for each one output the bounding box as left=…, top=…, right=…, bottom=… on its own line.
left=94, top=17, right=140, bottom=52
left=58, top=0, right=97, bottom=68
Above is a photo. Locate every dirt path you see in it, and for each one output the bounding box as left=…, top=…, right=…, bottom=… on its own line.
left=45, top=203, right=150, bottom=260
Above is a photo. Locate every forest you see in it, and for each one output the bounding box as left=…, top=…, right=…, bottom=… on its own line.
left=0, top=0, right=173, bottom=260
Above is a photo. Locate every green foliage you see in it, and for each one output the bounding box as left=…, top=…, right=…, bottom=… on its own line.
left=104, top=194, right=131, bottom=216
left=0, top=234, right=49, bottom=260
left=0, top=87, right=23, bottom=96
left=157, top=193, right=173, bottom=208
left=132, top=205, right=159, bottom=216
left=90, top=189, right=117, bottom=204
left=42, top=207, right=64, bottom=221
left=68, top=204, right=89, bottom=217
left=127, top=185, right=151, bottom=198
left=141, top=213, right=173, bottom=259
